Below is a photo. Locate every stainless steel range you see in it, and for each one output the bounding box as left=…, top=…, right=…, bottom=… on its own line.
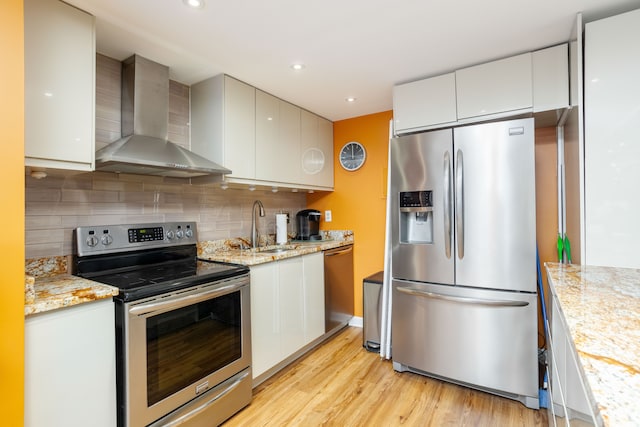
left=73, top=222, right=252, bottom=427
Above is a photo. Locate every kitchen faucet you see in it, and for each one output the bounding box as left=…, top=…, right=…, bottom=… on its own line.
left=251, top=200, right=265, bottom=248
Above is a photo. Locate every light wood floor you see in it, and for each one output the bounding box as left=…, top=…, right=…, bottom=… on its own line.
left=223, top=326, right=547, bottom=426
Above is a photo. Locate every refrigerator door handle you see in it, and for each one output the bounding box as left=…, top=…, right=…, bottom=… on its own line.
left=455, top=149, right=464, bottom=259
left=443, top=151, right=452, bottom=259
left=396, top=286, right=529, bottom=307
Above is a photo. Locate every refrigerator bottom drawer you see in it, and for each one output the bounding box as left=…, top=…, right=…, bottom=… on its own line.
left=391, top=279, right=538, bottom=406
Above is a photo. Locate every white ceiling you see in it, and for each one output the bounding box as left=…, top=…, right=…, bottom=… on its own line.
left=64, top=0, right=638, bottom=122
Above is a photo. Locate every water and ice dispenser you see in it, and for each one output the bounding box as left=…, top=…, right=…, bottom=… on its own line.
left=399, top=190, right=433, bottom=244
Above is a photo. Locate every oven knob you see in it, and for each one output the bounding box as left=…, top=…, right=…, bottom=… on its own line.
left=166, top=230, right=175, bottom=240
left=185, top=229, right=194, bottom=238
left=101, top=234, right=113, bottom=246
left=86, top=236, right=98, bottom=247
left=176, top=229, right=184, bottom=239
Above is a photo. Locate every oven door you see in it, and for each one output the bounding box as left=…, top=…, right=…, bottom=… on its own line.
left=123, top=274, right=251, bottom=427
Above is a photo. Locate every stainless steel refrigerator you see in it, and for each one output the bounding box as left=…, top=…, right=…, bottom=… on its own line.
left=390, top=117, right=539, bottom=409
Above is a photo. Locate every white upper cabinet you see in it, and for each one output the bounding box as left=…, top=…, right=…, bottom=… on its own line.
left=300, top=110, right=334, bottom=189
left=256, top=91, right=301, bottom=184
left=393, top=44, right=572, bottom=131
left=192, top=75, right=333, bottom=190
left=393, top=73, right=457, bottom=133
left=24, top=0, right=95, bottom=171
left=191, top=74, right=256, bottom=180
left=456, top=52, right=533, bottom=120
left=532, top=44, right=569, bottom=112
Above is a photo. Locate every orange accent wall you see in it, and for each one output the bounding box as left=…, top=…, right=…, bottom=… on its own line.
left=1, top=0, right=25, bottom=424
left=308, top=111, right=392, bottom=317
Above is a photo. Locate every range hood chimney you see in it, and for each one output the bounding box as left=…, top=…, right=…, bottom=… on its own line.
left=95, top=55, right=231, bottom=178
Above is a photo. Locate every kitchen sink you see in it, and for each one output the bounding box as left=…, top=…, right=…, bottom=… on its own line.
left=259, top=248, right=294, bottom=254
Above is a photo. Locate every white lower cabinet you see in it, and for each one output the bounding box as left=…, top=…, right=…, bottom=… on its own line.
left=24, top=299, right=116, bottom=427
left=547, top=295, right=598, bottom=426
left=303, top=252, right=325, bottom=343
left=250, top=253, right=325, bottom=380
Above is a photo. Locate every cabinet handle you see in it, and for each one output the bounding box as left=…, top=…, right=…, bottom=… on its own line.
left=150, top=370, right=249, bottom=427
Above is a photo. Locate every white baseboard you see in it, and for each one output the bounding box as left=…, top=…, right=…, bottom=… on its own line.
left=349, top=316, right=363, bottom=328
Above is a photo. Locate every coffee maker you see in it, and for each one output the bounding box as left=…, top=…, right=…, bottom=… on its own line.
left=295, top=209, right=322, bottom=240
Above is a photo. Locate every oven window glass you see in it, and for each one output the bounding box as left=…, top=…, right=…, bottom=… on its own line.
left=146, top=291, right=242, bottom=406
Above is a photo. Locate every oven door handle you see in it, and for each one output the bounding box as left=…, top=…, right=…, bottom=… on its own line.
left=148, top=369, right=250, bottom=427
left=129, top=280, right=247, bottom=316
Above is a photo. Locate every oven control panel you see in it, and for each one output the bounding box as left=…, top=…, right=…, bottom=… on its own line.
left=74, top=222, right=198, bottom=256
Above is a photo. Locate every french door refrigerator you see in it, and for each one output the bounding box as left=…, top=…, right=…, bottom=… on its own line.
left=390, top=117, right=539, bottom=409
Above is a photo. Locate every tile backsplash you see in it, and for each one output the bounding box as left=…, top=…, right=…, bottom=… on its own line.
left=25, top=172, right=306, bottom=259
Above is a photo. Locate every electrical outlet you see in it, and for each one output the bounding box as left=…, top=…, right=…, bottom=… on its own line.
left=325, top=210, right=332, bottom=222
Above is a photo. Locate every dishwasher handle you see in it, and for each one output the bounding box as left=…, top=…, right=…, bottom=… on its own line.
left=324, top=246, right=353, bottom=257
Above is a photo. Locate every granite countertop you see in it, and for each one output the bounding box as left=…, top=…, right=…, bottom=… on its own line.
left=24, top=274, right=119, bottom=317
left=24, top=231, right=353, bottom=316
left=198, top=231, right=353, bottom=266
left=545, top=262, right=640, bottom=426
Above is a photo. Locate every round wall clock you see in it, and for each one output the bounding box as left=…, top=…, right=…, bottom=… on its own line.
left=339, top=141, right=366, bottom=171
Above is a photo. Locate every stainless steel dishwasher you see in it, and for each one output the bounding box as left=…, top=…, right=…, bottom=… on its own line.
left=323, top=245, right=354, bottom=334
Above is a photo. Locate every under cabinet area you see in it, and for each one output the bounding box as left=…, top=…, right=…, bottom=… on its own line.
left=250, top=253, right=325, bottom=383
left=25, top=299, right=116, bottom=427
left=191, top=74, right=334, bottom=191
left=24, top=0, right=96, bottom=172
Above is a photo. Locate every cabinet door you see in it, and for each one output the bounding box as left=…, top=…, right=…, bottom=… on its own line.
left=533, top=44, right=569, bottom=112
left=551, top=295, right=597, bottom=426
left=317, top=117, right=334, bottom=188
left=278, top=257, right=305, bottom=358
left=24, top=0, right=95, bottom=171
left=303, top=252, right=325, bottom=343
left=250, top=263, right=280, bottom=378
left=456, top=53, right=532, bottom=120
left=225, top=76, right=256, bottom=179
left=300, top=110, right=334, bottom=189
left=278, top=101, right=302, bottom=184
left=255, top=90, right=281, bottom=182
left=393, top=73, right=457, bottom=133
left=25, top=300, right=116, bottom=427
left=584, top=9, right=640, bottom=268
left=191, top=75, right=256, bottom=180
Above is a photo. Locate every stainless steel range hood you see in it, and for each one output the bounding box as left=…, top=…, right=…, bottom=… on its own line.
left=95, top=55, right=231, bottom=178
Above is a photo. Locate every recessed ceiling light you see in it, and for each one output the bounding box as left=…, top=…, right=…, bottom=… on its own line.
left=290, top=63, right=305, bottom=71
left=183, top=0, right=205, bottom=9
left=345, top=97, right=357, bottom=103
